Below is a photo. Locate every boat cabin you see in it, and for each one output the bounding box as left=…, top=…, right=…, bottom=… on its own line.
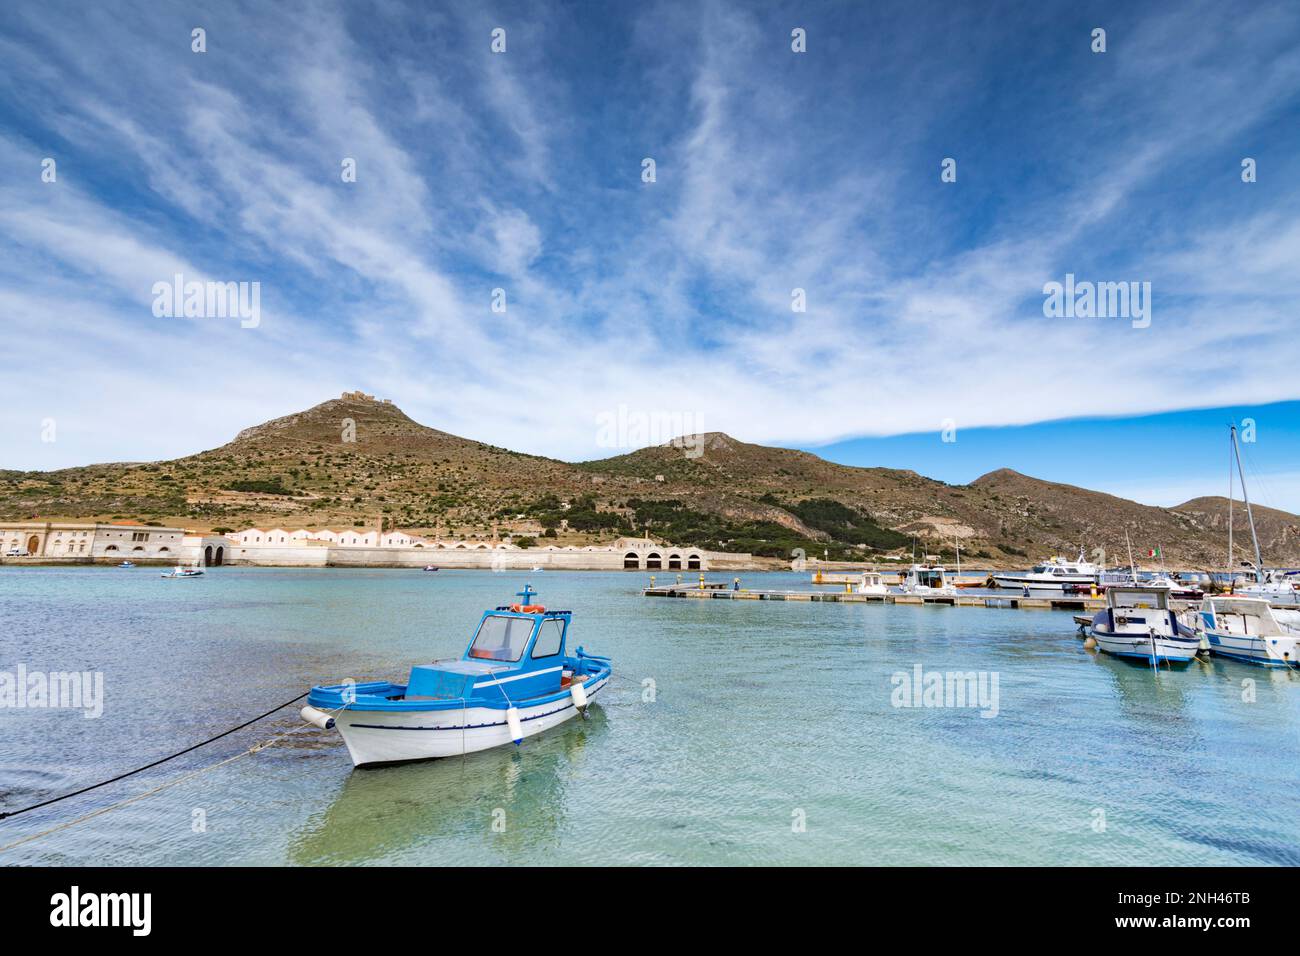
left=405, top=586, right=574, bottom=704
left=1105, top=585, right=1171, bottom=611
left=904, top=564, right=949, bottom=589
left=1200, top=596, right=1289, bottom=639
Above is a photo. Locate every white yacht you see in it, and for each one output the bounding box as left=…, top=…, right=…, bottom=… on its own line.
left=992, top=548, right=1100, bottom=593
left=901, top=563, right=955, bottom=595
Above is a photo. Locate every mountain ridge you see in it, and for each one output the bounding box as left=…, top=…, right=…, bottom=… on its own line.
left=2, top=394, right=1296, bottom=567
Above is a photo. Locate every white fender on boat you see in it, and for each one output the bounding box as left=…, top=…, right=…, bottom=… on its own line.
left=570, top=680, right=589, bottom=712
left=506, top=706, right=523, bottom=745
left=301, top=705, right=336, bottom=730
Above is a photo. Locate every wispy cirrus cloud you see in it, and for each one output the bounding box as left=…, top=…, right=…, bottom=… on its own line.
left=1, top=0, right=1298, bottom=477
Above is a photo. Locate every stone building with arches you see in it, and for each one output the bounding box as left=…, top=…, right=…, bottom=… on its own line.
left=0, top=521, right=187, bottom=562
left=0, top=522, right=748, bottom=570
left=215, top=527, right=744, bottom=570
left=613, top=536, right=707, bottom=571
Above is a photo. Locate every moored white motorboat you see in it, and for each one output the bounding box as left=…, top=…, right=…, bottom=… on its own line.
left=161, top=564, right=203, bottom=578
left=1100, top=568, right=1204, bottom=601
left=1237, top=569, right=1300, bottom=606
left=304, top=586, right=611, bottom=767
left=117, top=561, right=136, bottom=569
left=1193, top=596, right=1299, bottom=668
left=855, top=572, right=888, bottom=595
left=992, top=548, right=1100, bottom=593
left=900, top=562, right=956, bottom=595
left=1142, top=573, right=1205, bottom=601
left=1088, top=585, right=1201, bottom=665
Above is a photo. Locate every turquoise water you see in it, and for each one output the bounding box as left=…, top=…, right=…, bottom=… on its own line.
left=0, top=567, right=1297, bottom=866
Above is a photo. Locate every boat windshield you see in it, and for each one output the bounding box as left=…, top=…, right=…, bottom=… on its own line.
left=468, top=615, right=535, bottom=662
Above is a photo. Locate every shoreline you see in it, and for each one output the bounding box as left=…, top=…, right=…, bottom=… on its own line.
left=0, top=555, right=1229, bottom=576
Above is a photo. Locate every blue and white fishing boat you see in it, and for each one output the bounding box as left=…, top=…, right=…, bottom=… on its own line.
left=1088, top=585, right=1201, bottom=665
left=1194, top=596, right=1299, bottom=667
left=303, top=586, right=612, bottom=767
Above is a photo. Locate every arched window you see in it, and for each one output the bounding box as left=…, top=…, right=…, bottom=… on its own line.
left=623, top=551, right=640, bottom=570
left=687, top=554, right=702, bottom=570
left=668, top=553, right=682, bottom=570
left=646, top=552, right=662, bottom=570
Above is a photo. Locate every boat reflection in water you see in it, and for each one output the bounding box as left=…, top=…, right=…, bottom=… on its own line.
left=1085, top=642, right=1197, bottom=728
left=288, top=708, right=606, bottom=865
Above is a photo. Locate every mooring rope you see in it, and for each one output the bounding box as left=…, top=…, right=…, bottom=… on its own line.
left=0, top=696, right=351, bottom=855
left=0, top=691, right=310, bottom=824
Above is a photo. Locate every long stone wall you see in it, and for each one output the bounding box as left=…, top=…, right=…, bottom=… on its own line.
left=213, top=543, right=747, bottom=570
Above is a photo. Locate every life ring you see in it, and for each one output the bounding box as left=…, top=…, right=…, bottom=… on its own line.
left=510, top=604, right=546, bottom=613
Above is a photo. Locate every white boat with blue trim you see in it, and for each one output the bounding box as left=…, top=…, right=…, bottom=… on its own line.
left=1088, top=585, right=1201, bottom=665
left=303, top=586, right=612, bottom=767
left=1194, top=596, right=1299, bottom=668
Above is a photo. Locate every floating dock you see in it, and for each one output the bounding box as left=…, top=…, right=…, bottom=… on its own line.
left=642, top=583, right=1108, bottom=611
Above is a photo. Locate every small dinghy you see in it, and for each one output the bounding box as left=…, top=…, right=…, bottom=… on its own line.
left=161, top=564, right=203, bottom=578
left=117, top=561, right=136, bottom=569
left=422, top=565, right=438, bottom=572
left=303, top=586, right=612, bottom=767
left=1088, top=585, right=1200, bottom=665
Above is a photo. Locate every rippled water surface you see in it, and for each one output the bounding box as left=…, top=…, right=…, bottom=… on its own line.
left=1, top=566, right=1297, bottom=865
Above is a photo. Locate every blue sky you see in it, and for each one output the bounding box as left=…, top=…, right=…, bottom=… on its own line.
left=810, top=401, right=1300, bottom=513
left=2, top=1, right=1299, bottom=509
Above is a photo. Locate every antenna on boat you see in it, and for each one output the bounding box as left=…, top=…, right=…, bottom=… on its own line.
left=1230, top=424, right=1264, bottom=584
left=517, top=584, right=537, bottom=605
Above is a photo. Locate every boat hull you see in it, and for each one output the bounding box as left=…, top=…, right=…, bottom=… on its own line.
left=1204, top=629, right=1299, bottom=667
left=334, top=674, right=610, bottom=767
left=1091, top=628, right=1200, bottom=664
left=992, top=574, right=1095, bottom=592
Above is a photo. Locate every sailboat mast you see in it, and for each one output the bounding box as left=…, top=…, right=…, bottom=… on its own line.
left=1227, top=425, right=1234, bottom=579
left=1125, top=528, right=1136, bottom=585
left=1231, top=424, right=1264, bottom=583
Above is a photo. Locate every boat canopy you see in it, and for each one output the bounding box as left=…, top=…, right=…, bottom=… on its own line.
left=1201, top=596, right=1293, bottom=639
left=1105, top=586, right=1171, bottom=610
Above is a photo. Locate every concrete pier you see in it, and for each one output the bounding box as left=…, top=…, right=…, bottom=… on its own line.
left=642, top=583, right=1110, bottom=612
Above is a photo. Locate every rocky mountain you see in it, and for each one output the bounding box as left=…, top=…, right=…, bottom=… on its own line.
left=2, top=393, right=1296, bottom=568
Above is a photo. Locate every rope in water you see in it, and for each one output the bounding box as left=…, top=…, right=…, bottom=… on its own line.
left=0, top=695, right=353, bottom=856
left=0, top=691, right=309, bottom=824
